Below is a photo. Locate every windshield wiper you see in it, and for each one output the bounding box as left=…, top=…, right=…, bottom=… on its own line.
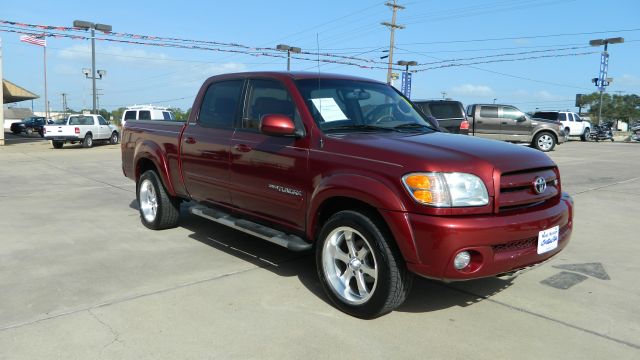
left=324, top=124, right=396, bottom=133
left=392, top=123, right=435, bottom=132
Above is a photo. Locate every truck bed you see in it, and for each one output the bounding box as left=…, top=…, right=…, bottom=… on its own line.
left=122, top=120, right=186, bottom=195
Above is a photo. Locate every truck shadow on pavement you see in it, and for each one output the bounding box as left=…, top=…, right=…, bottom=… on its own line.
left=129, top=200, right=515, bottom=315
left=2, top=131, right=47, bottom=145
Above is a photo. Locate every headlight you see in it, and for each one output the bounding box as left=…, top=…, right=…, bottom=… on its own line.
left=402, top=172, right=489, bottom=207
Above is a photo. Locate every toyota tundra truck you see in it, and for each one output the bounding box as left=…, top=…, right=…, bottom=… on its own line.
left=122, top=72, right=573, bottom=319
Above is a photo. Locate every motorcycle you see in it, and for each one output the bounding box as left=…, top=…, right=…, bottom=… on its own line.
left=631, top=121, right=640, bottom=142
left=589, top=122, right=614, bottom=142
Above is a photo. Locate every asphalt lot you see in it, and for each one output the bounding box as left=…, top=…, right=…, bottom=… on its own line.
left=0, top=132, right=639, bottom=359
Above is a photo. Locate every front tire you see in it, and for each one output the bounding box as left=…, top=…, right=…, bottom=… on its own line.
left=533, top=132, right=556, bottom=152
left=581, top=128, right=590, bottom=141
left=82, top=133, right=93, bottom=148
left=316, top=210, right=413, bottom=319
left=137, top=170, right=180, bottom=230
left=26, top=128, right=33, bottom=135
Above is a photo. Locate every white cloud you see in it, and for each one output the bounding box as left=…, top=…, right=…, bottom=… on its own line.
left=57, top=44, right=170, bottom=64
left=450, top=84, right=494, bottom=97
left=616, top=74, right=640, bottom=87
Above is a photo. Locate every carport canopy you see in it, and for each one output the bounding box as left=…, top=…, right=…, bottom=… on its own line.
left=2, top=79, right=39, bottom=104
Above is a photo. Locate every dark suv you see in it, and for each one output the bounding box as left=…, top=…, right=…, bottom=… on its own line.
left=412, top=100, right=469, bottom=134
left=10, top=117, right=47, bottom=137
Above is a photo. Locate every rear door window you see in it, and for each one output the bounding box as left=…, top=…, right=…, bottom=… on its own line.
left=139, top=111, right=151, bottom=120
left=558, top=113, right=567, bottom=121
left=198, top=80, right=244, bottom=129
left=162, top=111, right=172, bottom=120
left=480, top=106, right=498, bottom=118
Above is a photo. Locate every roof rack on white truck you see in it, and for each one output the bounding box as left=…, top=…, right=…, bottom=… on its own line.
left=121, top=105, right=175, bottom=127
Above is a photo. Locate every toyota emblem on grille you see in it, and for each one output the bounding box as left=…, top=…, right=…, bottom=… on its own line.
left=533, top=177, right=547, bottom=194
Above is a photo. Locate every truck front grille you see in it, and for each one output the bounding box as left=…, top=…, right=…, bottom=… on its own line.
left=498, top=167, right=560, bottom=212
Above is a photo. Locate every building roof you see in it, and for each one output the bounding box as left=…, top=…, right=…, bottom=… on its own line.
left=2, top=79, right=39, bottom=104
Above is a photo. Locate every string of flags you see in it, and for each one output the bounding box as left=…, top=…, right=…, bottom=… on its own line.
left=0, top=18, right=598, bottom=72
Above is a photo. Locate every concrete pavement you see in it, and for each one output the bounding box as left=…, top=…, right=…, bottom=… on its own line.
left=0, top=138, right=638, bottom=359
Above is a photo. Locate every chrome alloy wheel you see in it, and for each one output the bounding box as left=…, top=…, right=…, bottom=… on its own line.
left=322, top=226, right=378, bottom=305
left=139, top=179, right=158, bottom=223
left=537, top=134, right=554, bottom=151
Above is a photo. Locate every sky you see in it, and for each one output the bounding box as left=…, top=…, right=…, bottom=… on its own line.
left=1, top=0, right=639, bottom=114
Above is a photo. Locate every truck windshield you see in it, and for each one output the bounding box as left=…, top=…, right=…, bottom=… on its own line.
left=295, top=79, right=435, bottom=133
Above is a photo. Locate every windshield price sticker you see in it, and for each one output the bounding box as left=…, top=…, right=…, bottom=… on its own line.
left=537, top=225, right=559, bottom=254
left=311, top=98, right=348, bottom=122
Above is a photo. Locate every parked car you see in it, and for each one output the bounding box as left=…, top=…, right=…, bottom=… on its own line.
left=122, top=71, right=573, bottom=319
left=10, top=116, right=46, bottom=137
left=121, top=105, right=175, bottom=128
left=531, top=111, right=592, bottom=141
left=43, top=114, right=119, bottom=149
left=466, top=104, right=565, bottom=152
left=413, top=100, right=469, bottom=134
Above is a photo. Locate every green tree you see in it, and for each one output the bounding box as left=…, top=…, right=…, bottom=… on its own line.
left=581, top=92, right=640, bottom=126
left=168, top=107, right=189, bottom=122
left=98, top=109, right=111, bottom=121
left=111, top=107, right=126, bottom=126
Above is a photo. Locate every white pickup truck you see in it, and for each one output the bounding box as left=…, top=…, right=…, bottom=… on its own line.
left=44, top=114, right=120, bottom=149
left=532, top=111, right=592, bottom=141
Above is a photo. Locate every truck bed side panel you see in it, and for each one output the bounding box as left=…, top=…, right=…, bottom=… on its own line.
left=122, top=120, right=188, bottom=198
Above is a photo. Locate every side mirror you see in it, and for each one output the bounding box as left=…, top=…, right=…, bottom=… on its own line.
left=260, top=114, right=297, bottom=137
left=517, top=115, right=527, bottom=122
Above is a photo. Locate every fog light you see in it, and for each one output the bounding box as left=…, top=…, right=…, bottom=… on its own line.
left=453, top=251, right=471, bottom=270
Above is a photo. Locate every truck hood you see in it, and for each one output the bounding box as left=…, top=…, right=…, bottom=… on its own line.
left=325, top=131, right=556, bottom=175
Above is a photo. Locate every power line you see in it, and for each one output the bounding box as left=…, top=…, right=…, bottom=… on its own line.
left=397, top=27, right=640, bottom=46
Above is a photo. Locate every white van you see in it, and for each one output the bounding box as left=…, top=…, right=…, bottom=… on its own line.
left=121, top=105, right=175, bottom=128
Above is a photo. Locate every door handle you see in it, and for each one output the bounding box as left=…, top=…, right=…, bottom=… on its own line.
left=185, top=137, right=196, bottom=144
left=234, top=144, right=252, bottom=153
left=501, top=122, right=508, bottom=125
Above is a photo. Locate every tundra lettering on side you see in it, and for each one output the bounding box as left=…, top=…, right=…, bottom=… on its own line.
left=122, top=72, right=573, bottom=319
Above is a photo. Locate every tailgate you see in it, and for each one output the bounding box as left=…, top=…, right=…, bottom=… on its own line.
left=437, top=119, right=468, bottom=135
left=44, top=125, right=78, bottom=138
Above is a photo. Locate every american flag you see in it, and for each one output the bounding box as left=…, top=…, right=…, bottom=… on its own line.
left=20, top=34, right=46, bottom=47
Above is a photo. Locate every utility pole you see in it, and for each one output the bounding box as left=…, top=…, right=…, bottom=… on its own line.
left=61, top=93, right=68, bottom=119
left=441, top=92, right=447, bottom=99
left=382, top=1, right=405, bottom=85
left=95, top=88, right=104, bottom=112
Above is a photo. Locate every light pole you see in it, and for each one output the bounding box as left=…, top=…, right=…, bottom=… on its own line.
left=493, top=98, right=497, bottom=104
left=73, top=20, right=112, bottom=114
left=276, top=44, right=301, bottom=71
left=589, top=37, right=623, bottom=123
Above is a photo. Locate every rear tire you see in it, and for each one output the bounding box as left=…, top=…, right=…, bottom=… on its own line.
left=52, top=141, right=64, bottom=149
left=83, top=133, right=93, bottom=148
left=137, top=170, right=180, bottom=230
left=316, top=210, right=413, bottom=319
left=26, top=128, right=33, bottom=135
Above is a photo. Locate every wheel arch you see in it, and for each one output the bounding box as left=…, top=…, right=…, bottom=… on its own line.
left=133, top=140, right=176, bottom=196
left=308, top=175, right=419, bottom=263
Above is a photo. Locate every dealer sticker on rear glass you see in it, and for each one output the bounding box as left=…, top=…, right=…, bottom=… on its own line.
left=537, top=225, right=559, bottom=254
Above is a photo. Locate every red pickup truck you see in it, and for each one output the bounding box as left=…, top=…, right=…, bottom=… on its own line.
left=122, top=72, right=573, bottom=318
